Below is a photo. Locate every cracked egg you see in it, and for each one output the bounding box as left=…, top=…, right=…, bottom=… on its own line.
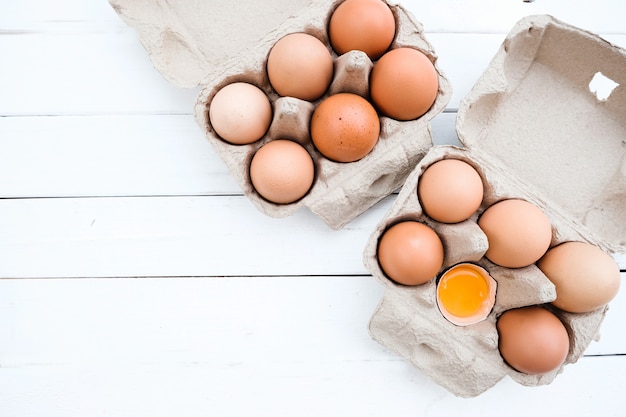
left=436, top=263, right=497, bottom=327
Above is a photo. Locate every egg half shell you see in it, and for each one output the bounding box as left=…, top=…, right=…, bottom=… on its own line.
left=436, top=263, right=497, bottom=326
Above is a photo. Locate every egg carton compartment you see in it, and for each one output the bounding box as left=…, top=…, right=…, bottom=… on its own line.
left=193, top=0, right=452, bottom=230
left=363, top=15, right=625, bottom=397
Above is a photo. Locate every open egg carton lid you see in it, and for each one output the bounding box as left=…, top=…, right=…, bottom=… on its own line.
left=109, top=0, right=314, bottom=88
left=109, top=0, right=452, bottom=229
left=363, top=14, right=625, bottom=398
left=457, top=14, right=626, bottom=255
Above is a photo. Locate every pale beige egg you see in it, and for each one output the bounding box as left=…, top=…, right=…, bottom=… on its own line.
left=209, top=82, right=272, bottom=145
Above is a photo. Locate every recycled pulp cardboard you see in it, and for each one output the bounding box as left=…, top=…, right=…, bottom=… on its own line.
left=363, top=14, right=626, bottom=397
left=109, top=0, right=452, bottom=230
left=108, top=0, right=313, bottom=88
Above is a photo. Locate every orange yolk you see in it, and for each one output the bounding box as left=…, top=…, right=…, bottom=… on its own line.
left=438, top=265, right=489, bottom=318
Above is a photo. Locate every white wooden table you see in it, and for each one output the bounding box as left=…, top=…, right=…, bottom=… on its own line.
left=1, top=1, right=625, bottom=416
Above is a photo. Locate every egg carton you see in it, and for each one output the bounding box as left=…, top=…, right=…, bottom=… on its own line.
left=109, top=0, right=452, bottom=229
left=363, top=15, right=626, bottom=397
left=196, top=0, right=453, bottom=229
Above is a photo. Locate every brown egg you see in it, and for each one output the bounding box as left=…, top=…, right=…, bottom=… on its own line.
left=497, top=306, right=570, bottom=375
left=478, top=199, right=552, bottom=268
left=418, top=159, right=484, bottom=223
left=249, top=140, right=315, bottom=204
left=267, top=32, right=334, bottom=101
left=310, top=93, right=380, bottom=162
left=328, top=0, right=396, bottom=60
left=209, top=82, right=272, bottom=145
left=377, top=221, right=444, bottom=286
left=370, top=47, right=439, bottom=121
left=537, top=241, right=621, bottom=313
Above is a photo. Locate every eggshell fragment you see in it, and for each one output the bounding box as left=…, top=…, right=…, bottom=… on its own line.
left=377, top=221, right=444, bottom=286
left=497, top=306, right=570, bottom=375
left=328, top=0, right=396, bottom=60
left=537, top=241, right=621, bottom=313
left=478, top=199, right=552, bottom=268
left=249, top=140, right=315, bottom=204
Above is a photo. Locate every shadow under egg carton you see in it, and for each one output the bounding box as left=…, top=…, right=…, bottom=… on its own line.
left=193, top=0, right=452, bottom=230
left=363, top=14, right=626, bottom=397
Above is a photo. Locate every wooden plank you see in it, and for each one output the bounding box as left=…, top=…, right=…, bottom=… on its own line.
left=3, top=0, right=626, bottom=35
left=0, top=115, right=238, bottom=197
left=407, top=0, right=626, bottom=34
left=0, top=32, right=199, bottom=116
left=0, top=194, right=624, bottom=275
left=2, top=32, right=624, bottom=115
left=0, top=356, right=623, bottom=416
left=0, top=195, right=392, bottom=278
left=0, top=113, right=458, bottom=198
left=0, top=276, right=622, bottom=359
left=0, top=277, right=624, bottom=416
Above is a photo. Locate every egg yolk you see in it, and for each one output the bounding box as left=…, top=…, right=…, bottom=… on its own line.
left=438, top=265, right=489, bottom=318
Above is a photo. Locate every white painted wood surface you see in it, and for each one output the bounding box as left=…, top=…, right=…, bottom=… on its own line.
left=1, top=1, right=625, bottom=416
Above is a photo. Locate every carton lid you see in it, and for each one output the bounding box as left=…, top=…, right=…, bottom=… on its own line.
left=109, top=0, right=318, bottom=87
left=457, top=14, right=626, bottom=253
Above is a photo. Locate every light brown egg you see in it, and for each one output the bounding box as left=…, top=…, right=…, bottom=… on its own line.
left=377, top=221, right=444, bottom=286
left=370, top=47, right=439, bottom=121
left=478, top=199, right=552, bottom=268
left=310, top=93, right=380, bottom=162
left=497, top=306, right=570, bottom=375
left=418, top=159, right=484, bottom=223
left=209, top=82, right=272, bottom=145
left=537, top=241, right=621, bottom=313
left=249, top=140, right=315, bottom=204
left=436, top=263, right=497, bottom=326
left=267, top=32, right=334, bottom=101
left=328, top=0, right=396, bottom=60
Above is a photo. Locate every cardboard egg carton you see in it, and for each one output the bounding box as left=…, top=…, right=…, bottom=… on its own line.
left=194, top=0, right=452, bottom=229
left=109, top=0, right=452, bottom=230
left=363, top=15, right=626, bottom=397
